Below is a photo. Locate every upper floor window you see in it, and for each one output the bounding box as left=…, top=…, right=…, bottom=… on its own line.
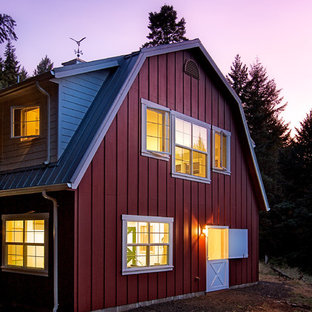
left=212, top=126, right=231, bottom=174
left=172, top=113, right=211, bottom=183
left=122, top=215, right=173, bottom=275
left=141, top=99, right=170, bottom=160
left=2, top=213, right=49, bottom=276
left=11, top=106, right=40, bottom=139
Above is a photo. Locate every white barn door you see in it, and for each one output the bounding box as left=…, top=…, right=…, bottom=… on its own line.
left=206, top=227, right=248, bottom=292
left=206, top=227, right=229, bottom=292
left=206, top=259, right=229, bottom=291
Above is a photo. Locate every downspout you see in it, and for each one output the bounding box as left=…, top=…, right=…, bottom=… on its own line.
left=36, top=82, right=51, bottom=165
left=42, top=191, right=58, bottom=312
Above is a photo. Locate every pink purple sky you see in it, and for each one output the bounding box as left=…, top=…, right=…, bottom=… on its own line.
left=2, top=0, right=312, bottom=134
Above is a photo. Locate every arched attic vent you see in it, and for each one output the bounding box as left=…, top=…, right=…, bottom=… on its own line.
left=184, top=59, right=199, bottom=80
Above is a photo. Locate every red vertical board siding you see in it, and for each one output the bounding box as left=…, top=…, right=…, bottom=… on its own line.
left=148, top=54, right=159, bottom=301
left=127, top=77, right=139, bottom=304
left=104, top=119, right=117, bottom=308
left=198, top=183, right=206, bottom=291
left=183, top=181, right=191, bottom=294
left=77, top=166, right=92, bottom=312
left=73, top=50, right=263, bottom=311
left=91, top=141, right=105, bottom=310
left=175, top=179, right=183, bottom=295
left=138, top=61, right=149, bottom=303
left=116, top=98, right=128, bottom=306
left=191, top=182, right=199, bottom=292
left=166, top=52, right=176, bottom=298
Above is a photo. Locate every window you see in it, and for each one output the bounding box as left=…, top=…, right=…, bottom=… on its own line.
left=212, top=126, right=231, bottom=174
left=122, top=215, right=173, bottom=275
left=11, top=106, right=40, bottom=139
left=172, top=113, right=211, bottom=183
left=2, top=213, right=49, bottom=276
left=141, top=99, right=170, bottom=160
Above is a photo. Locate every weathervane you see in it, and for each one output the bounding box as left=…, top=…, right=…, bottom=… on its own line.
left=70, top=37, right=86, bottom=58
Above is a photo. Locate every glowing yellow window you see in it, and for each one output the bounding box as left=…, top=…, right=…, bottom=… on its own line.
left=146, top=108, right=170, bottom=153
left=2, top=214, right=48, bottom=275
left=214, top=130, right=230, bottom=172
left=207, top=228, right=229, bottom=260
left=174, top=117, right=209, bottom=180
left=12, top=106, right=40, bottom=138
left=124, top=217, right=172, bottom=273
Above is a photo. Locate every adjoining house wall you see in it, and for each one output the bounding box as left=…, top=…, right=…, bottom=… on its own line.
left=0, top=191, right=74, bottom=312
left=57, top=70, right=109, bottom=158
left=74, top=50, right=261, bottom=312
left=0, top=81, right=58, bottom=171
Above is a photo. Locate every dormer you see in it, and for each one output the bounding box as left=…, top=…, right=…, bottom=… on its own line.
left=0, top=57, right=120, bottom=172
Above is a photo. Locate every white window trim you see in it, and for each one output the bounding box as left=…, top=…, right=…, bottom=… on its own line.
left=141, top=98, right=170, bottom=161
left=122, top=214, right=174, bottom=275
left=212, top=125, right=231, bottom=175
left=10, top=105, right=41, bottom=139
left=1, top=213, right=49, bottom=277
left=171, top=111, right=211, bottom=183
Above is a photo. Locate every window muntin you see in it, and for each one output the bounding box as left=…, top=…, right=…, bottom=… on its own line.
left=173, top=115, right=210, bottom=182
left=122, top=215, right=173, bottom=275
left=141, top=99, right=170, bottom=161
left=2, top=214, right=48, bottom=275
left=213, top=127, right=231, bottom=174
left=12, top=106, right=40, bottom=139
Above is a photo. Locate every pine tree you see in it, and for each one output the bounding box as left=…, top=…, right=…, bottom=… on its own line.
left=34, top=55, right=53, bottom=76
left=1, top=40, right=20, bottom=88
left=227, top=54, right=248, bottom=99
left=0, top=14, right=17, bottom=44
left=19, top=66, right=28, bottom=82
left=228, top=57, right=289, bottom=204
left=143, top=5, right=187, bottom=48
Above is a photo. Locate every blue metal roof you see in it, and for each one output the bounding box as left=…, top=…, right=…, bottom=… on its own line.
left=0, top=51, right=140, bottom=193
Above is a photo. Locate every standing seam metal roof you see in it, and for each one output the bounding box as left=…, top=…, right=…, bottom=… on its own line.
left=0, top=52, right=139, bottom=191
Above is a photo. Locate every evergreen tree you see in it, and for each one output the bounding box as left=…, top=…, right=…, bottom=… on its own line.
left=34, top=55, right=53, bottom=76
left=227, top=54, right=248, bottom=99
left=228, top=57, right=289, bottom=205
left=19, top=66, right=28, bottom=82
left=1, top=40, right=20, bottom=88
left=143, top=5, right=187, bottom=48
left=0, top=14, right=17, bottom=44
left=228, top=56, right=290, bottom=262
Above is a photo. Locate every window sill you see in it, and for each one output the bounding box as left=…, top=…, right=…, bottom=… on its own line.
left=1, top=266, right=48, bottom=277
left=212, top=168, right=231, bottom=176
left=122, top=265, right=174, bottom=275
left=171, top=172, right=211, bottom=184
left=141, top=151, right=170, bottom=161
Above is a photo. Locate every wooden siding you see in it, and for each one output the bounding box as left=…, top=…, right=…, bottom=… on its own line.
left=74, top=51, right=261, bottom=311
left=58, top=70, right=109, bottom=157
left=0, top=81, right=58, bottom=171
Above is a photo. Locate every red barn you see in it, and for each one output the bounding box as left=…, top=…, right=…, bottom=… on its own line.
left=0, top=39, right=269, bottom=312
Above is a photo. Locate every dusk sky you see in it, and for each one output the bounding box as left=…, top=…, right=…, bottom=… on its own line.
left=2, top=0, right=312, bottom=134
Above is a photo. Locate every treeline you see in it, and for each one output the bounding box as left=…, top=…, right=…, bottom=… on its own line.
left=0, top=14, right=53, bottom=89
left=228, top=56, right=312, bottom=274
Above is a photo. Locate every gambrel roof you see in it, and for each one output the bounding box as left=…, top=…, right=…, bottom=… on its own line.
left=0, top=39, right=269, bottom=211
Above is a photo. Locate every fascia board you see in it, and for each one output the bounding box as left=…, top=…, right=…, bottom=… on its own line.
left=54, top=60, right=119, bottom=78
left=0, top=183, right=71, bottom=197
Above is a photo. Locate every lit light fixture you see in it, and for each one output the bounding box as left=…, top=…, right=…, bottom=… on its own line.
left=202, top=225, right=209, bottom=237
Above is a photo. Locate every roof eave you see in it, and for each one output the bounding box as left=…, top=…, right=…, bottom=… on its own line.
left=0, top=183, right=72, bottom=198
